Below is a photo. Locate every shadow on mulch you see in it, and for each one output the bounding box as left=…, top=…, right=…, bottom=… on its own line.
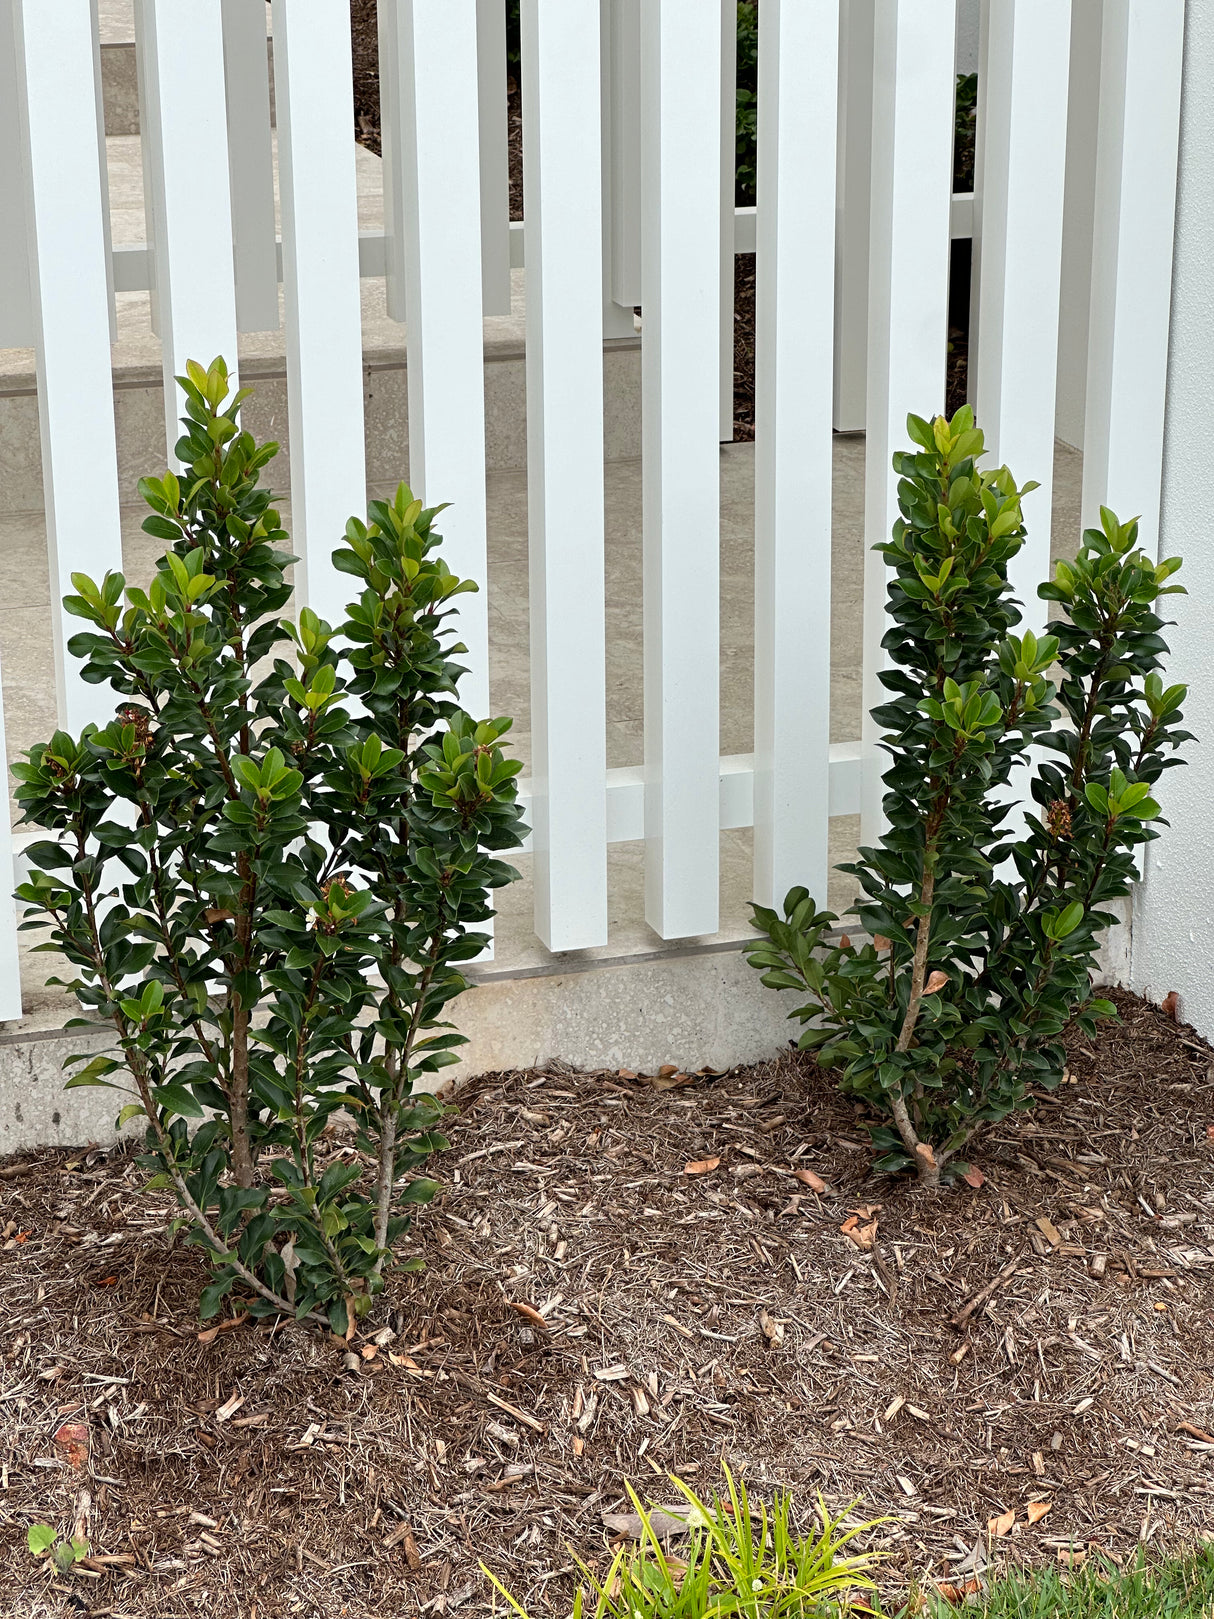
left=3, top=990, right=1214, bottom=1616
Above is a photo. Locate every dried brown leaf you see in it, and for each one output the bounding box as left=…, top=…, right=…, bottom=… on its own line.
left=793, top=1167, right=828, bottom=1193
left=53, top=1422, right=89, bottom=1469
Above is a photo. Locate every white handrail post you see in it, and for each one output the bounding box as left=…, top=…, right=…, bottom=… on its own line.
left=522, top=0, right=609, bottom=952
left=270, top=0, right=367, bottom=630
left=134, top=0, right=240, bottom=460
left=861, top=0, right=955, bottom=844
left=13, top=0, right=124, bottom=734
left=753, top=0, right=839, bottom=912
left=1082, top=0, right=1185, bottom=556
left=641, top=0, right=722, bottom=940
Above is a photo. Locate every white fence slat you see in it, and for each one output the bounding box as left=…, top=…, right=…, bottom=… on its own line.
left=221, top=0, right=279, bottom=334
left=381, top=1, right=490, bottom=717
left=719, top=0, right=736, bottom=443
left=270, top=0, right=366, bottom=629
left=477, top=0, right=512, bottom=318
left=1082, top=0, right=1185, bottom=556
left=971, top=0, right=1071, bottom=630
left=0, top=0, right=34, bottom=348
left=13, top=0, right=124, bottom=734
left=861, top=0, right=956, bottom=843
left=641, top=0, right=721, bottom=940
left=134, top=0, right=240, bottom=462
left=753, top=0, right=839, bottom=912
left=1055, top=0, right=1103, bottom=451
left=834, top=0, right=874, bottom=432
left=521, top=0, right=608, bottom=952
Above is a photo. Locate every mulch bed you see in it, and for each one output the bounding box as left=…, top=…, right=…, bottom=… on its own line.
left=2, top=990, right=1214, bottom=1616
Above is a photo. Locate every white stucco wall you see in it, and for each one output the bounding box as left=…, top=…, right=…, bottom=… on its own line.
left=1132, top=4, right=1214, bottom=1034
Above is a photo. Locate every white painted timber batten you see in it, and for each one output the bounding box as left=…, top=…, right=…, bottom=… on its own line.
left=521, top=0, right=609, bottom=952
left=380, top=0, right=490, bottom=719
left=752, top=0, right=839, bottom=910
left=861, top=0, right=956, bottom=844
left=12, top=0, right=124, bottom=734
left=640, top=0, right=722, bottom=940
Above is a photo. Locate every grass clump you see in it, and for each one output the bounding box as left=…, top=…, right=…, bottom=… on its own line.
left=898, top=1546, right=1214, bottom=1617
left=483, top=1467, right=880, bottom=1619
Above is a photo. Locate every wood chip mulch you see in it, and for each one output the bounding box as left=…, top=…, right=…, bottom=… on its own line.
left=2, top=988, right=1214, bottom=1616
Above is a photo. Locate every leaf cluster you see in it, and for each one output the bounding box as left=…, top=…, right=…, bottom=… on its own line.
left=749, top=408, right=1190, bottom=1183
left=15, top=359, right=526, bottom=1330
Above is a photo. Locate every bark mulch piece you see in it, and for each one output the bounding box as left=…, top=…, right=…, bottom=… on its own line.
left=3, top=988, right=1214, bottom=1615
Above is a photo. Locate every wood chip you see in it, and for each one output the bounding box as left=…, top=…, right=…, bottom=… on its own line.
left=485, top=1391, right=544, bottom=1433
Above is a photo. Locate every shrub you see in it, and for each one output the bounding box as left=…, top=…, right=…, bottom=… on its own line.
left=748, top=409, right=1190, bottom=1189
left=482, top=1468, right=879, bottom=1619
left=15, top=359, right=525, bottom=1331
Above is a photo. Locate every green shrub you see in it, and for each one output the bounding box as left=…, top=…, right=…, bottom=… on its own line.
left=16, top=359, right=525, bottom=1331
left=748, top=409, right=1190, bottom=1188
left=483, top=1468, right=879, bottom=1619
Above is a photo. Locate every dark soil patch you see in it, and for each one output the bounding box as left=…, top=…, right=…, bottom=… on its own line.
left=3, top=991, right=1214, bottom=1615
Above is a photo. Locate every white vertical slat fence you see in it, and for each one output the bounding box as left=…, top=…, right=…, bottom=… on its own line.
left=134, top=0, right=240, bottom=462
left=752, top=0, right=839, bottom=911
left=521, top=0, right=608, bottom=953
left=641, top=0, right=722, bottom=941
left=270, top=0, right=366, bottom=630
left=0, top=0, right=1194, bottom=1025
left=861, top=0, right=957, bottom=845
